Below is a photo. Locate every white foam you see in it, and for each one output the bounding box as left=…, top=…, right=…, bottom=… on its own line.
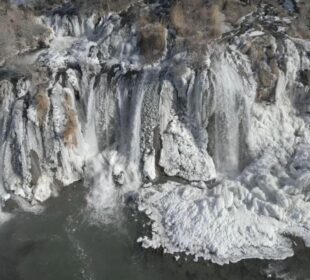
left=86, top=150, right=140, bottom=224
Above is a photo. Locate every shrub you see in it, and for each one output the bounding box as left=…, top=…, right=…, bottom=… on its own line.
left=292, top=20, right=310, bottom=39
left=209, top=5, right=223, bottom=38
left=0, top=27, right=16, bottom=64
left=64, top=110, right=78, bottom=147
left=170, top=0, right=208, bottom=36
left=73, top=0, right=137, bottom=15
left=9, top=0, right=139, bottom=16
left=170, top=3, right=187, bottom=35
left=0, top=7, right=50, bottom=64
left=170, top=1, right=223, bottom=54
left=219, top=0, right=255, bottom=26
left=139, top=21, right=166, bottom=62
left=35, top=88, right=49, bottom=126
left=0, top=8, right=17, bottom=63
left=8, top=8, right=49, bottom=50
left=288, top=0, right=310, bottom=40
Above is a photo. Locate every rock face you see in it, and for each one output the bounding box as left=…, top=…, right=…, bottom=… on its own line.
left=0, top=0, right=310, bottom=264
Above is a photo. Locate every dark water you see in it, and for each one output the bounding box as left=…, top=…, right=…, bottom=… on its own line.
left=0, top=183, right=310, bottom=280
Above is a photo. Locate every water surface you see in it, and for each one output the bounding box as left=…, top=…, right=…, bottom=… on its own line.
left=0, top=183, right=309, bottom=280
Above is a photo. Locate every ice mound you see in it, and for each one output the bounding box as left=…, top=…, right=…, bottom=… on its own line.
left=137, top=45, right=310, bottom=263
left=138, top=176, right=310, bottom=264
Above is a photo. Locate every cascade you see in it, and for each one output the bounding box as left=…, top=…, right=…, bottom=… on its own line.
left=117, top=71, right=148, bottom=165
left=84, top=76, right=99, bottom=157
left=86, top=71, right=148, bottom=217
left=1, top=0, right=310, bottom=265
left=211, top=52, right=254, bottom=175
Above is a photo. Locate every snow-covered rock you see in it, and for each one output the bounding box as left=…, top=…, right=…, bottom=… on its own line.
left=160, top=118, right=216, bottom=181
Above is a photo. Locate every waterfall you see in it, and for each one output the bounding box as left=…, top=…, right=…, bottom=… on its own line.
left=211, top=52, right=254, bottom=175
left=187, top=70, right=208, bottom=140
left=86, top=70, right=148, bottom=218
left=117, top=72, right=148, bottom=165
left=84, top=76, right=99, bottom=157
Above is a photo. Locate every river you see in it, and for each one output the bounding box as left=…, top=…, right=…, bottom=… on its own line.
left=0, top=182, right=309, bottom=280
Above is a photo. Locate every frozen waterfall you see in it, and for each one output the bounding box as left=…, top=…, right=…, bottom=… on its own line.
left=1, top=0, right=310, bottom=266
left=210, top=51, right=255, bottom=175
left=117, top=71, right=148, bottom=165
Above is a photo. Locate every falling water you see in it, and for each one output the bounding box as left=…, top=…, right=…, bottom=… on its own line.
left=117, top=71, right=147, bottom=165
left=186, top=71, right=208, bottom=142
left=83, top=76, right=99, bottom=157
left=211, top=52, right=253, bottom=175
left=86, top=70, right=148, bottom=218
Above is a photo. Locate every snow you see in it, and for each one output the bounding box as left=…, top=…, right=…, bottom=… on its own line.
left=138, top=149, right=310, bottom=264
left=159, top=118, right=216, bottom=181
left=1, top=1, right=310, bottom=266
left=34, top=175, right=52, bottom=202
left=138, top=181, right=296, bottom=264
left=143, top=150, right=156, bottom=181
left=248, top=31, right=265, bottom=37
left=136, top=23, right=310, bottom=263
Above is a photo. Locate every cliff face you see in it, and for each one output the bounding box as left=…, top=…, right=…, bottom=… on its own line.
left=0, top=0, right=310, bottom=263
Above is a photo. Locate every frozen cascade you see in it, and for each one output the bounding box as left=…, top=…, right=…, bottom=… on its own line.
left=117, top=71, right=148, bottom=164
left=1, top=1, right=310, bottom=265
left=83, top=76, right=99, bottom=157
left=86, top=70, right=151, bottom=218
left=210, top=51, right=255, bottom=175
left=45, top=12, right=95, bottom=38
left=186, top=69, right=208, bottom=139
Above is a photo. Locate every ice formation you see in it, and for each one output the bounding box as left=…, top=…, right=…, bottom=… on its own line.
left=0, top=0, right=310, bottom=264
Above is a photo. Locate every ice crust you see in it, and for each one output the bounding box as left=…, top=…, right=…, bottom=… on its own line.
left=138, top=182, right=295, bottom=264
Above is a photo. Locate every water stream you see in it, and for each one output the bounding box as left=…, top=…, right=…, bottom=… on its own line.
left=117, top=71, right=148, bottom=164
left=211, top=52, right=254, bottom=176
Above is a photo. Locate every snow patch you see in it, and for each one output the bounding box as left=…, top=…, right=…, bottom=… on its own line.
left=34, top=175, right=52, bottom=202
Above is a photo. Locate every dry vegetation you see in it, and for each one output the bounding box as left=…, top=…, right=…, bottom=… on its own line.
left=36, top=87, right=50, bottom=127
left=0, top=6, right=50, bottom=64
left=138, top=19, right=166, bottom=63
left=289, top=1, right=310, bottom=39
left=209, top=5, right=223, bottom=38
left=170, top=0, right=224, bottom=54
left=171, top=0, right=208, bottom=36
left=0, top=6, right=17, bottom=63
left=218, top=0, right=309, bottom=39
left=290, top=20, right=310, bottom=40
left=76, top=0, right=138, bottom=14
left=3, top=0, right=139, bottom=15
left=217, top=0, right=255, bottom=26
left=169, top=0, right=309, bottom=53
left=64, top=109, right=78, bottom=147
left=63, top=89, right=78, bottom=147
